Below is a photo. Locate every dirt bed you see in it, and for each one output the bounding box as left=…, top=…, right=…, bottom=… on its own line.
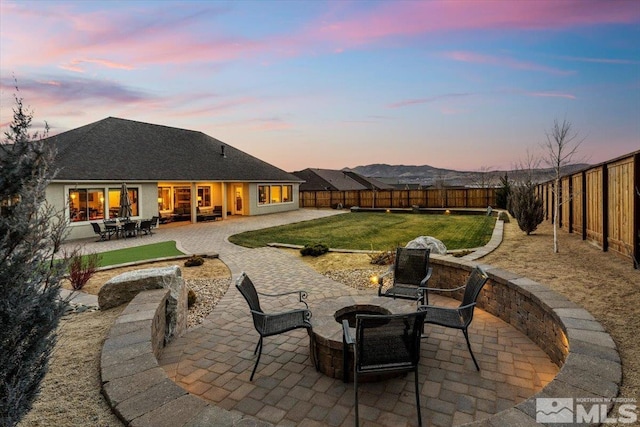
left=19, top=221, right=639, bottom=426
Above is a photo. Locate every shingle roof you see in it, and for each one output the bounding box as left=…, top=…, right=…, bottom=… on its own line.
left=292, top=168, right=368, bottom=191
left=342, top=171, right=396, bottom=190
left=46, top=117, right=302, bottom=182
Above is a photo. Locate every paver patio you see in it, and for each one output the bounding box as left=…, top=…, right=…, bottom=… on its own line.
left=159, top=247, right=557, bottom=426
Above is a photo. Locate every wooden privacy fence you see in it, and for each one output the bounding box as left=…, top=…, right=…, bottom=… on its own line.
left=299, top=188, right=497, bottom=210
left=536, top=150, right=639, bottom=268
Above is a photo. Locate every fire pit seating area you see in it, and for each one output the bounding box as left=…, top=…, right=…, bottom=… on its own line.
left=99, top=255, right=621, bottom=426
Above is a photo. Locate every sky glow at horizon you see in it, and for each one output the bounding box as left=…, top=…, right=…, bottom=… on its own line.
left=1, top=0, right=638, bottom=173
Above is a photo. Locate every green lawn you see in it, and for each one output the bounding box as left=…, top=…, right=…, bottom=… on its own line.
left=228, top=212, right=495, bottom=251
left=92, top=241, right=184, bottom=267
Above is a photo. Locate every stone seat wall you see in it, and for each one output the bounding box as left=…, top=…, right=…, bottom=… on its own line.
left=427, top=255, right=621, bottom=425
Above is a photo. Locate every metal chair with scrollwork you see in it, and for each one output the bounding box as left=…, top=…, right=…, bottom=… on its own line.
left=235, top=272, right=314, bottom=381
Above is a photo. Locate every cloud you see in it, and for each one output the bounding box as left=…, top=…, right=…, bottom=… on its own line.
left=0, top=75, right=154, bottom=105
left=60, top=59, right=136, bottom=73
left=3, top=1, right=639, bottom=73
left=388, top=93, right=472, bottom=109
left=525, top=91, right=576, bottom=100
left=555, top=55, right=640, bottom=65
left=443, top=51, right=574, bottom=75
left=302, top=1, right=640, bottom=49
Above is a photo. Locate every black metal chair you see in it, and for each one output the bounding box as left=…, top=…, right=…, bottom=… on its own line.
left=342, top=311, right=426, bottom=427
left=377, top=247, right=432, bottom=305
left=91, top=222, right=114, bottom=241
left=138, top=219, right=153, bottom=235
left=418, top=266, right=489, bottom=371
left=235, top=272, right=313, bottom=381
left=122, top=220, right=138, bottom=238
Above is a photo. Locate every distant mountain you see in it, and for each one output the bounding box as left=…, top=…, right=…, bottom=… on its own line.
left=346, top=163, right=590, bottom=187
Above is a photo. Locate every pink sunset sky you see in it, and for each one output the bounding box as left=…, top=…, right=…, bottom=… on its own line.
left=1, top=0, right=638, bottom=172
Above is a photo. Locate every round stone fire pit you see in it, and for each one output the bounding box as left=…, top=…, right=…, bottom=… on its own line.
left=310, top=295, right=417, bottom=380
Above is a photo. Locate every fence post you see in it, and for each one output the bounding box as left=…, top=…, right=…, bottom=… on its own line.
left=568, top=177, right=573, bottom=233
left=634, top=153, right=640, bottom=268
left=602, top=164, right=609, bottom=252
left=581, top=171, right=587, bottom=241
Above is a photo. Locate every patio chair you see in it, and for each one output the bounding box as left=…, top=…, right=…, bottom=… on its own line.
left=91, top=222, right=115, bottom=241
left=418, top=266, right=489, bottom=371
left=138, top=219, right=153, bottom=235
left=235, top=272, right=313, bottom=381
left=122, top=220, right=138, bottom=238
left=377, top=247, right=432, bottom=305
left=342, top=311, right=426, bottom=427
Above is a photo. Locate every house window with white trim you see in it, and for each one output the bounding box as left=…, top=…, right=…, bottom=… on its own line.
left=258, top=185, right=293, bottom=205
left=197, top=186, right=212, bottom=207
left=68, top=188, right=105, bottom=222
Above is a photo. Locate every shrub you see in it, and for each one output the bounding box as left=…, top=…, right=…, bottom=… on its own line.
left=300, top=243, right=329, bottom=257
left=509, top=183, right=543, bottom=235
left=68, top=252, right=100, bottom=290
left=498, top=211, right=510, bottom=222
left=368, top=250, right=394, bottom=265
left=495, top=173, right=511, bottom=209
left=184, top=255, right=204, bottom=267
left=187, top=289, right=197, bottom=308
left=1, top=90, right=70, bottom=425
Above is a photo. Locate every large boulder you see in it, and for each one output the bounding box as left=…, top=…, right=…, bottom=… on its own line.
left=98, top=265, right=187, bottom=341
left=405, top=236, right=447, bottom=255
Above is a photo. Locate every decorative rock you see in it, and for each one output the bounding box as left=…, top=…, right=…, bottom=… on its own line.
left=98, top=266, right=187, bottom=340
left=405, top=236, right=447, bottom=254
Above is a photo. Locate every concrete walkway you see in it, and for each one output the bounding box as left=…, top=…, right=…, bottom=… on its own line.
left=66, top=210, right=558, bottom=426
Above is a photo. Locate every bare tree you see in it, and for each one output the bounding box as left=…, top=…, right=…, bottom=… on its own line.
left=542, top=118, right=585, bottom=253
left=468, top=165, right=497, bottom=188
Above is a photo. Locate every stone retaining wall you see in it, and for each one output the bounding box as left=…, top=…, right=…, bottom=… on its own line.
left=100, top=289, right=246, bottom=426
left=428, top=255, right=621, bottom=425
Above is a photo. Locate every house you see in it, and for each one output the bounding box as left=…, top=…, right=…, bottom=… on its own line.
left=44, top=117, right=303, bottom=240
left=291, top=168, right=395, bottom=191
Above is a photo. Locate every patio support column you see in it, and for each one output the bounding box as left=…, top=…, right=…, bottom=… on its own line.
left=190, top=182, right=197, bottom=224
left=221, top=182, right=227, bottom=219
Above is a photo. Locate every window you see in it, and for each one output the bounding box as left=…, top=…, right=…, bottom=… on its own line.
left=197, top=186, right=211, bottom=207
left=258, top=185, right=293, bottom=205
left=258, top=185, right=270, bottom=205
left=271, top=186, right=282, bottom=203
left=69, top=189, right=105, bottom=222
left=68, top=186, right=138, bottom=222
left=158, top=187, right=171, bottom=211
left=108, top=188, right=139, bottom=218
left=175, top=187, right=190, bottom=209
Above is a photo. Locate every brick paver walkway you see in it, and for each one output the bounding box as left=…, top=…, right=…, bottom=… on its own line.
left=69, top=210, right=559, bottom=426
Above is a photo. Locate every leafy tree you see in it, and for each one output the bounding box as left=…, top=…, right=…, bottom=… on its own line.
left=0, top=89, right=70, bottom=426
left=509, top=182, right=544, bottom=235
